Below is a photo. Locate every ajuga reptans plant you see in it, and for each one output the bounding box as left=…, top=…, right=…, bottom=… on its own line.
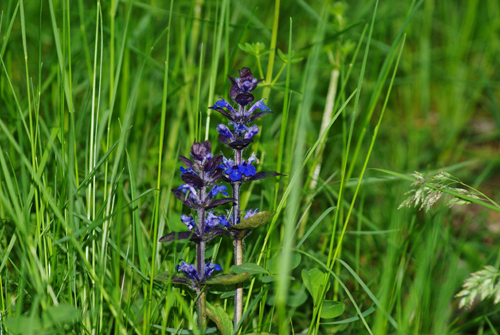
left=158, top=68, right=281, bottom=331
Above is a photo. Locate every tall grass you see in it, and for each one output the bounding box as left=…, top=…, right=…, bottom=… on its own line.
left=1, top=0, right=499, bottom=334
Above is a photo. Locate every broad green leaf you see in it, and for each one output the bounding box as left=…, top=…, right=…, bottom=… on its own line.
left=288, top=289, right=308, bottom=307
left=232, top=263, right=268, bottom=275
left=202, top=272, right=251, bottom=285
left=302, top=268, right=329, bottom=305
left=206, top=302, right=233, bottom=335
left=228, top=211, right=275, bottom=231
left=267, top=253, right=301, bottom=274
left=261, top=275, right=275, bottom=283
left=5, top=316, right=42, bottom=334
left=320, top=301, right=345, bottom=319
left=42, top=304, right=81, bottom=327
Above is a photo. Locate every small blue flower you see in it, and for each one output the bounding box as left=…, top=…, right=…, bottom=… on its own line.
left=220, top=156, right=235, bottom=170
left=220, top=215, right=231, bottom=227
left=208, top=185, right=229, bottom=198
left=205, top=212, right=222, bottom=232
left=180, top=214, right=196, bottom=231
left=238, top=163, right=256, bottom=177
left=177, top=184, right=200, bottom=203
left=244, top=125, right=260, bottom=139
left=180, top=166, right=195, bottom=175
left=225, top=166, right=243, bottom=181
left=217, top=124, right=233, bottom=139
left=246, top=99, right=271, bottom=117
left=205, top=262, right=222, bottom=277
left=176, top=260, right=200, bottom=281
left=212, top=98, right=236, bottom=114
left=229, top=121, right=248, bottom=136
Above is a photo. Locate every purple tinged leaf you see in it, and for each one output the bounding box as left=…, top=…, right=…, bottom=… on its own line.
left=234, top=93, right=254, bottom=106
left=171, top=188, right=198, bottom=209
left=158, top=231, right=201, bottom=243
left=206, top=198, right=237, bottom=209
left=218, top=134, right=230, bottom=144
left=227, top=74, right=238, bottom=87
left=228, top=139, right=253, bottom=150
left=208, top=227, right=232, bottom=239
left=247, top=171, right=284, bottom=181
left=211, top=107, right=234, bottom=121
left=178, top=155, right=193, bottom=167
left=204, top=154, right=223, bottom=173
left=181, top=174, right=204, bottom=188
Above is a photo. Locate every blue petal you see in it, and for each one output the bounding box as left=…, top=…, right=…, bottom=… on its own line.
left=230, top=171, right=242, bottom=181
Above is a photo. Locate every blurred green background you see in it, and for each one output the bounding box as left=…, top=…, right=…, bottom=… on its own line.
left=1, top=0, right=500, bottom=333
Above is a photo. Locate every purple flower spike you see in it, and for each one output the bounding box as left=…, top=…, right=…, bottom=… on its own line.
left=205, top=262, right=222, bottom=277
left=180, top=214, right=196, bottom=231
left=217, top=124, right=233, bottom=139
left=177, top=260, right=200, bottom=282
left=244, top=125, right=260, bottom=139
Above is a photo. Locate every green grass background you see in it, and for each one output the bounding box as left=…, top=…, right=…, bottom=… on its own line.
left=1, top=0, right=500, bottom=333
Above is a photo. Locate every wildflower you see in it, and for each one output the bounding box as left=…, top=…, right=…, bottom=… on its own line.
left=205, top=262, right=223, bottom=277
left=227, top=67, right=264, bottom=106
left=205, top=212, right=222, bottom=232
left=208, top=185, right=229, bottom=198
left=176, top=260, right=222, bottom=282
left=176, top=260, right=201, bottom=282
left=180, top=214, right=196, bottom=231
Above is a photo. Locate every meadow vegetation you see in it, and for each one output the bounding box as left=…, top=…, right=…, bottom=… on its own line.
left=1, top=0, right=500, bottom=333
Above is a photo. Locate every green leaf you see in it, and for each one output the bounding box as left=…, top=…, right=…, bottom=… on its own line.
left=42, top=304, right=81, bottom=327
left=206, top=302, right=233, bottom=335
left=5, top=316, right=42, bottom=334
left=232, top=263, right=268, bottom=275
left=202, top=272, right=251, bottom=285
left=220, top=291, right=235, bottom=299
left=267, top=252, right=301, bottom=274
left=261, top=275, right=275, bottom=283
left=288, top=289, right=308, bottom=307
left=228, top=211, right=275, bottom=231
left=320, top=301, right=345, bottom=319
left=302, top=268, right=329, bottom=305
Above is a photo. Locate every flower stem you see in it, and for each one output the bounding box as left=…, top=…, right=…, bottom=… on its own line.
left=196, top=186, right=207, bottom=329
left=233, top=148, right=243, bottom=328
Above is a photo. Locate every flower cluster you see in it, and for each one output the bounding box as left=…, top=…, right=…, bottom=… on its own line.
left=210, top=68, right=272, bottom=150
left=159, top=67, right=281, bottom=331
left=176, top=260, right=222, bottom=282
left=171, top=141, right=234, bottom=210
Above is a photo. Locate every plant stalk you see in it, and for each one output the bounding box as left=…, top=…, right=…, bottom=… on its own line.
left=233, top=148, right=243, bottom=328
left=196, top=186, right=207, bottom=329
